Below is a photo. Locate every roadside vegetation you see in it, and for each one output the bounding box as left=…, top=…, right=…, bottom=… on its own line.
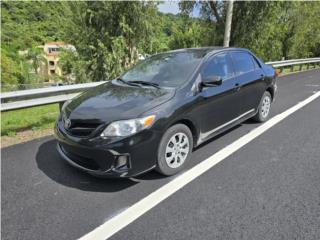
left=2, top=1, right=320, bottom=90
left=1, top=1, right=320, bottom=141
left=281, top=64, right=320, bottom=74
left=1, top=104, right=59, bottom=136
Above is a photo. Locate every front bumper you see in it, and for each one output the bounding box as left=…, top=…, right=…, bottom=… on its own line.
left=54, top=120, right=161, bottom=178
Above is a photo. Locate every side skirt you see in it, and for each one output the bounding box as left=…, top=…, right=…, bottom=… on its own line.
left=196, top=109, right=256, bottom=146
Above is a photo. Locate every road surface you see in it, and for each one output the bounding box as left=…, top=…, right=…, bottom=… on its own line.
left=2, top=69, right=320, bottom=240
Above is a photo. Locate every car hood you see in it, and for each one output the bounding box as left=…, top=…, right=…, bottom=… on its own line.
left=64, top=81, right=175, bottom=124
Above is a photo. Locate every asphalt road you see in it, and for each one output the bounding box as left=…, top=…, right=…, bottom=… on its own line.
left=2, top=69, right=320, bottom=240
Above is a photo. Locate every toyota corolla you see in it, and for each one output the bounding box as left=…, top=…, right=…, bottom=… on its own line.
left=55, top=47, right=277, bottom=177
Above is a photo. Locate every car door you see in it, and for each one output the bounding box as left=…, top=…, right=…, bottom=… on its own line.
left=194, top=52, right=242, bottom=143
left=230, top=51, right=266, bottom=114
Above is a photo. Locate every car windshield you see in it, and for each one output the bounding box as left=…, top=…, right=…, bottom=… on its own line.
left=121, top=51, right=205, bottom=88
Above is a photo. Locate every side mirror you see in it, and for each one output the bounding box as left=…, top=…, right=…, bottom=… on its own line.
left=201, top=75, right=222, bottom=87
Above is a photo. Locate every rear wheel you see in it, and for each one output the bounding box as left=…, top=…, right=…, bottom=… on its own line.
left=253, top=91, right=272, bottom=122
left=156, top=124, right=193, bottom=176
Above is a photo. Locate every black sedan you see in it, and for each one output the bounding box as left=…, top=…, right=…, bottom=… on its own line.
left=55, top=47, right=277, bottom=177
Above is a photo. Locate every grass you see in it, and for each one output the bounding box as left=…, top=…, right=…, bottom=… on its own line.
left=281, top=64, right=319, bottom=74
left=1, top=104, right=59, bottom=136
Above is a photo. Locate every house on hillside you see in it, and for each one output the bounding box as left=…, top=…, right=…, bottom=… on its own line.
left=19, top=41, right=76, bottom=84
left=18, top=42, right=76, bottom=84
left=40, top=41, right=76, bottom=80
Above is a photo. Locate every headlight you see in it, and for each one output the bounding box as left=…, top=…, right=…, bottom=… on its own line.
left=61, top=99, right=72, bottom=112
left=100, top=115, right=155, bottom=138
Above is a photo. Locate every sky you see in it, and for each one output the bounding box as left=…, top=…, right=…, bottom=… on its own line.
left=157, top=1, right=200, bottom=17
left=157, top=1, right=180, bottom=15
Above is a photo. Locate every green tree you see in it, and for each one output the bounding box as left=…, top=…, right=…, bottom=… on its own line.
left=1, top=51, right=23, bottom=90
left=169, top=17, right=201, bottom=49
left=288, top=2, right=320, bottom=58
left=25, top=47, right=46, bottom=74
left=179, top=1, right=225, bottom=45
left=1, top=1, right=73, bottom=89
left=178, top=1, right=320, bottom=61
left=230, top=1, right=284, bottom=60
left=2, top=0, right=319, bottom=91
left=64, top=1, right=162, bottom=81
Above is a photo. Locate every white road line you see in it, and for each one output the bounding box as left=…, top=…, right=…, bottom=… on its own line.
left=79, top=91, right=320, bottom=240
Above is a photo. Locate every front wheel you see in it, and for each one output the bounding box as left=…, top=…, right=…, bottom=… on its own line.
left=253, top=91, right=272, bottom=122
left=156, top=124, right=193, bottom=176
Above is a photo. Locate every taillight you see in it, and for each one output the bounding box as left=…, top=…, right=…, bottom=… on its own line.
left=275, top=69, right=281, bottom=77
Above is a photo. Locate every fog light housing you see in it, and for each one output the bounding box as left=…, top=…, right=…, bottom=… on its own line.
left=114, top=155, right=129, bottom=169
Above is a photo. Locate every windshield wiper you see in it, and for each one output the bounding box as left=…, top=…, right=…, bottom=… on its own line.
left=129, top=80, right=160, bottom=89
left=117, top=78, right=141, bottom=87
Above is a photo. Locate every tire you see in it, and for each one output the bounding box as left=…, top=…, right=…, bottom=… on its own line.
left=253, top=91, right=272, bottom=122
left=156, top=124, right=193, bottom=176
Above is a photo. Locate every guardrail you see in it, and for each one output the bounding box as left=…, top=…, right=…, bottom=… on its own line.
left=1, top=57, right=320, bottom=112
left=1, top=82, right=106, bottom=112
left=268, top=57, right=320, bottom=71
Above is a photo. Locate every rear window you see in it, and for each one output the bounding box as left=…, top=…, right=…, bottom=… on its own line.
left=231, top=52, right=256, bottom=75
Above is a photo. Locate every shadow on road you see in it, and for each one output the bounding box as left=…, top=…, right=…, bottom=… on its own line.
left=36, top=121, right=254, bottom=192
left=36, top=139, right=138, bottom=192
left=134, top=171, right=168, bottom=180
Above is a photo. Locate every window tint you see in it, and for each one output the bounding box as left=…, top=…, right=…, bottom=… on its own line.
left=201, top=53, right=234, bottom=80
left=231, top=52, right=256, bottom=74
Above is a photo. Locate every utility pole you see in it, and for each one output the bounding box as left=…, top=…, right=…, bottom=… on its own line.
left=223, top=0, right=234, bottom=47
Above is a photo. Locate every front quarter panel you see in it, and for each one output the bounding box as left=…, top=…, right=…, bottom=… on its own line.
left=140, top=87, right=202, bottom=145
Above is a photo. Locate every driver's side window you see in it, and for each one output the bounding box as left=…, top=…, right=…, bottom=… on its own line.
left=201, top=53, right=234, bottom=80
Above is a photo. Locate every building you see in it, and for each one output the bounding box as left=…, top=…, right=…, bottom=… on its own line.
left=41, top=42, right=76, bottom=80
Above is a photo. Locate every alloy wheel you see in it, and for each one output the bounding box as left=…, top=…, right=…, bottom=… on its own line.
left=261, top=95, right=271, bottom=118
left=165, top=132, right=190, bottom=168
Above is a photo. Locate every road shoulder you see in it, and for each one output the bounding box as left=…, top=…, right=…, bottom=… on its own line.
left=1, top=129, right=53, bottom=148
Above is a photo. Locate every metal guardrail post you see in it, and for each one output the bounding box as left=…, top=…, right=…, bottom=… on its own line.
left=290, top=65, right=294, bottom=72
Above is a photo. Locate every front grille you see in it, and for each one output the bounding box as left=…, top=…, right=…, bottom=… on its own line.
left=67, top=122, right=101, bottom=137
left=62, top=114, right=101, bottom=137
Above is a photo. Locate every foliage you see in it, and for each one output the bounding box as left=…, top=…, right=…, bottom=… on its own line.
left=230, top=1, right=284, bottom=60
left=1, top=104, right=59, bottom=136
left=1, top=1, right=71, bottom=50
left=168, top=15, right=211, bottom=49
left=179, top=0, right=225, bottom=45
left=1, top=1, right=72, bottom=89
left=1, top=50, right=23, bottom=87
left=58, top=50, right=87, bottom=83
left=179, top=1, right=320, bottom=61
left=1, top=1, right=320, bottom=89
left=288, top=2, right=320, bottom=58
left=62, top=1, right=164, bottom=81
